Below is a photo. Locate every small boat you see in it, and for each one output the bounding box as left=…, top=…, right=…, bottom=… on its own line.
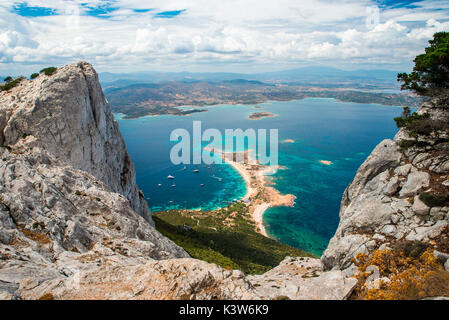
left=182, top=166, right=187, bottom=171
left=193, top=169, right=199, bottom=173
left=167, top=175, right=175, bottom=179
left=200, top=184, right=205, bottom=187
left=158, top=184, right=162, bottom=187
left=171, top=184, right=176, bottom=187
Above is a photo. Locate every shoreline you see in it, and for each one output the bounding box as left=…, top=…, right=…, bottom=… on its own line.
left=210, top=148, right=296, bottom=237
left=114, top=94, right=417, bottom=120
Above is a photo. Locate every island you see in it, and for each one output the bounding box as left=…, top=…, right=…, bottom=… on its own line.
left=248, top=112, right=278, bottom=120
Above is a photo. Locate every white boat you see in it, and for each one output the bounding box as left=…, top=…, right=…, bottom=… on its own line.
left=193, top=169, right=199, bottom=173
left=167, top=175, right=175, bottom=179
left=158, top=184, right=162, bottom=187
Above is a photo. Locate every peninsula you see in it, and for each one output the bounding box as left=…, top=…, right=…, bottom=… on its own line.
left=207, top=149, right=296, bottom=236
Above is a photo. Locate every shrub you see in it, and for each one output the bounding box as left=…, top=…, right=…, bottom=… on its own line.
left=4, top=76, right=12, bottom=82
left=0, top=77, right=23, bottom=92
left=394, top=112, right=449, bottom=136
left=393, top=241, right=429, bottom=259
left=353, top=247, right=449, bottom=300
left=40, top=67, right=57, bottom=76
left=394, top=112, right=430, bottom=129
left=30, top=73, right=39, bottom=80
left=419, top=192, right=448, bottom=207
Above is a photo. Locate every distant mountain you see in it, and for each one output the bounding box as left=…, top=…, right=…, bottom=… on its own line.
left=99, top=66, right=402, bottom=90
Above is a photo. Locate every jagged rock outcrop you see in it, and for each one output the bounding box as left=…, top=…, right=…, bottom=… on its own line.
left=0, top=63, right=189, bottom=299
left=322, top=101, right=449, bottom=271
left=0, top=62, right=358, bottom=300
left=0, top=62, right=149, bottom=221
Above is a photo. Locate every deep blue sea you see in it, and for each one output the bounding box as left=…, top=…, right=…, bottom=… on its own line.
left=116, top=98, right=404, bottom=256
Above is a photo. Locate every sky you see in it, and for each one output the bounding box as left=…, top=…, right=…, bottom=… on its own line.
left=1, top=0, right=449, bottom=75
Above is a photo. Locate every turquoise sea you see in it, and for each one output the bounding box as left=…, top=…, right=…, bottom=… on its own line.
left=116, top=98, right=404, bottom=256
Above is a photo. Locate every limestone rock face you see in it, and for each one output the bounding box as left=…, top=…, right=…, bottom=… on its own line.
left=0, top=62, right=149, bottom=221
left=322, top=102, right=449, bottom=271
left=247, top=257, right=357, bottom=300
left=0, top=63, right=190, bottom=299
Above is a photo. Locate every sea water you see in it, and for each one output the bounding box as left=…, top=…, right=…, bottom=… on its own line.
left=116, top=98, right=404, bottom=255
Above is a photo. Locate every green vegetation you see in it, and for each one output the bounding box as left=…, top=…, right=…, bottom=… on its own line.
left=419, top=192, right=448, bottom=208
left=0, top=77, right=23, bottom=92
left=30, top=73, right=39, bottom=80
left=153, top=203, right=313, bottom=275
left=393, top=241, right=429, bottom=259
left=394, top=111, right=429, bottom=129
left=398, top=32, right=449, bottom=97
left=4, top=76, right=12, bottom=82
left=394, top=110, right=448, bottom=136
left=40, top=67, right=57, bottom=76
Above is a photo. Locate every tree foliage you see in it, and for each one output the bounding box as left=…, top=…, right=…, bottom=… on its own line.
left=398, top=32, right=449, bottom=97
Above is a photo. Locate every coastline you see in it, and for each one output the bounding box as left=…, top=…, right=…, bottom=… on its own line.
left=114, top=94, right=418, bottom=120
left=211, top=148, right=296, bottom=237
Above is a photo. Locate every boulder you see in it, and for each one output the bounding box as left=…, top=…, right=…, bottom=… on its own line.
left=399, top=171, right=430, bottom=197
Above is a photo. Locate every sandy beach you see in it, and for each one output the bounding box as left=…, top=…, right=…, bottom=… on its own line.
left=210, top=148, right=296, bottom=237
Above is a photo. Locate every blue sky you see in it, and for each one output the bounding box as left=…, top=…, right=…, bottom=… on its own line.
left=1, top=0, right=448, bottom=75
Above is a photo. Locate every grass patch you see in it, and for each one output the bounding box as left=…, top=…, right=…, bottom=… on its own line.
left=153, top=203, right=314, bottom=275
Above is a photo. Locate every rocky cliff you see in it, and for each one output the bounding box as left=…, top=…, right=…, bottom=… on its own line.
left=0, top=62, right=358, bottom=300
left=322, top=100, right=449, bottom=273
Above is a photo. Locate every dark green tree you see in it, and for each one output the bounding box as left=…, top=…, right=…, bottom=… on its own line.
left=4, top=76, right=12, bottom=82
left=398, top=32, right=449, bottom=97
left=30, top=73, right=39, bottom=80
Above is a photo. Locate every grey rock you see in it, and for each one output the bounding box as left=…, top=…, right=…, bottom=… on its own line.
left=433, top=250, right=449, bottom=263
left=248, top=257, right=357, bottom=300
left=399, top=171, right=430, bottom=197
left=365, top=265, right=380, bottom=284
left=412, top=195, right=430, bottom=216
left=383, top=176, right=399, bottom=196
left=394, top=164, right=412, bottom=176
left=0, top=62, right=149, bottom=222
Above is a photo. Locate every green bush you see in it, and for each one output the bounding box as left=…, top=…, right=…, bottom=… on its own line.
left=30, top=73, right=39, bottom=80
left=394, top=112, right=430, bottom=129
left=419, top=192, right=448, bottom=208
left=393, top=241, right=429, bottom=259
left=4, top=76, right=12, bottom=82
left=0, top=77, right=23, bottom=92
left=40, top=67, right=57, bottom=76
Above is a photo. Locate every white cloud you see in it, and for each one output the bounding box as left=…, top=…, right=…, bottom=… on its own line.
left=0, top=0, right=448, bottom=74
